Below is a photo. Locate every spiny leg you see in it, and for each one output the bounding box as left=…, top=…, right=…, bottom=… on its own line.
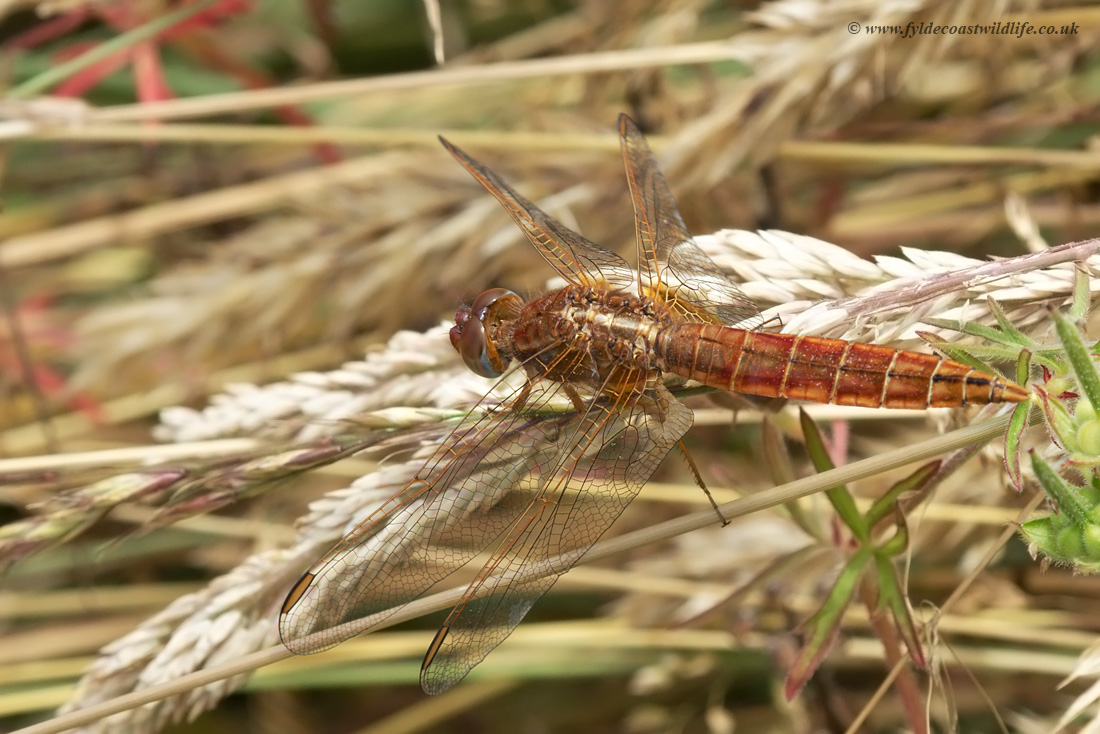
left=677, top=440, right=729, bottom=526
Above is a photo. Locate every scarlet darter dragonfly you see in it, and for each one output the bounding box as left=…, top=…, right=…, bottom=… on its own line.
left=279, top=115, right=1029, bottom=694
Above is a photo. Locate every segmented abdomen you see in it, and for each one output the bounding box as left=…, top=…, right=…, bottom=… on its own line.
left=654, top=324, right=1029, bottom=408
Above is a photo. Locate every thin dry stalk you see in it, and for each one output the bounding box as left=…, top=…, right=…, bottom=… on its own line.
left=38, top=233, right=1072, bottom=729
left=31, top=416, right=1020, bottom=734
left=4, top=0, right=1100, bottom=731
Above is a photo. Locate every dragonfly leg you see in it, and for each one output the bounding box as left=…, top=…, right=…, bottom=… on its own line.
left=510, top=380, right=535, bottom=412
left=677, top=440, right=729, bottom=526
left=562, top=383, right=588, bottom=413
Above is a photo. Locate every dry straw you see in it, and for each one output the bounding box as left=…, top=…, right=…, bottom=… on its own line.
left=32, top=234, right=1093, bottom=732
left=5, top=0, right=1100, bottom=731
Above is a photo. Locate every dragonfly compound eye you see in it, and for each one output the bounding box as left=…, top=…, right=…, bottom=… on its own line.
left=451, top=289, right=521, bottom=378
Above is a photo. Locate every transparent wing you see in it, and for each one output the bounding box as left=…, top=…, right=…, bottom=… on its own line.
left=279, top=375, right=691, bottom=694
left=440, top=136, right=635, bottom=291
left=618, top=115, right=763, bottom=329
left=279, top=375, right=572, bottom=655
left=419, top=382, right=692, bottom=694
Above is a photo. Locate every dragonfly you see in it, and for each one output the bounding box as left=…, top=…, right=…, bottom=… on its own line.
left=279, top=115, right=1030, bottom=694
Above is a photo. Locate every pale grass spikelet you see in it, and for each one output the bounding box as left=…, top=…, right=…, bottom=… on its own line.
left=154, top=323, right=497, bottom=443
left=1, top=446, right=367, bottom=573
left=60, top=553, right=284, bottom=733
left=62, top=350, right=540, bottom=726
left=147, top=438, right=367, bottom=526
left=2, top=412, right=484, bottom=574
left=0, top=470, right=185, bottom=573
left=0, top=508, right=88, bottom=574
left=700, top=230, right=1100, bottom=347
left=281, top=448, right=452, bottom=585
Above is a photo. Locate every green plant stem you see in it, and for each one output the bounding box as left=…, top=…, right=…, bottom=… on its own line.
left=8, top=0, right=223, bottom=100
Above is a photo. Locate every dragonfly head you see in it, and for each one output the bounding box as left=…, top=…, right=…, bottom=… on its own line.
left=451, top=288, right=523, bottom=378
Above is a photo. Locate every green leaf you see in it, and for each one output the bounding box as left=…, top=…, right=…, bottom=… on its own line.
left=922, top=318, right=1010, bottom=345
left=865, top=461, right=939, bottom=529
left=1004, top=401, right=1031, bottom=490
left=986, top=297, right=1034, bottom=347
left=1038, top=388, right=1081, bottom=454
left=799, top=409, right=867, bottom=540
left=875, top=505, right=911, bottom=558
left=785, top=547, right=873, bottom=699
left=1071, top=264, right=1091, bottom=323
left=1052, top=308, right=1100, bottom=418
left=1020, top=516, right=1057, bottom=550
left=1030, top=451, right=1090, bottom=527
left=1015, top=348, right=1032, bottom=389
left=916, top=334, right=1008, bottom=375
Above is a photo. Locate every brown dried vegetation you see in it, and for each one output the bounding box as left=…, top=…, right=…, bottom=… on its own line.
left=3, top=1, right=1100, bottom=732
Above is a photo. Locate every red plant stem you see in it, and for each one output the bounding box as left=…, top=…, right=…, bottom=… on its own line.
left=859, top=578, right=927, bottom=734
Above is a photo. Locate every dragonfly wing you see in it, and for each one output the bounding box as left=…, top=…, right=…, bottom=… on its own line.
left=663, top=241, right=764, bottom=328
left=440, top=136, right=635, bottom=291
left=279, top=380, right=572, bottom=654
left=419, top=383, right=693, bottom=694
left=618, top=115, right=762, bottom=329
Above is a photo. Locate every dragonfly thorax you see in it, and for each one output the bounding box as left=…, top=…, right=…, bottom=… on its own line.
left=452, top=283, right=674, bottom=391
left=507, top=285, right=673, bottom=391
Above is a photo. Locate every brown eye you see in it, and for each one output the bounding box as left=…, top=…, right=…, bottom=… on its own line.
left=449, top=289, right=520, bottom=378
left=450, top=309, right=497, bottom=378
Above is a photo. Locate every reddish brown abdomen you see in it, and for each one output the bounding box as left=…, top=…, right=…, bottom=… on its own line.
left=654, top=324, right=1029, bottom=408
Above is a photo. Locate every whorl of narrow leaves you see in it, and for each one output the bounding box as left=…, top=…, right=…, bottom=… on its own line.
left=1021, top=453, right=1100, bottom=575
left=784, top=412, right=932, bottom=700
left=1019, top=304, right=1100, bottom=574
